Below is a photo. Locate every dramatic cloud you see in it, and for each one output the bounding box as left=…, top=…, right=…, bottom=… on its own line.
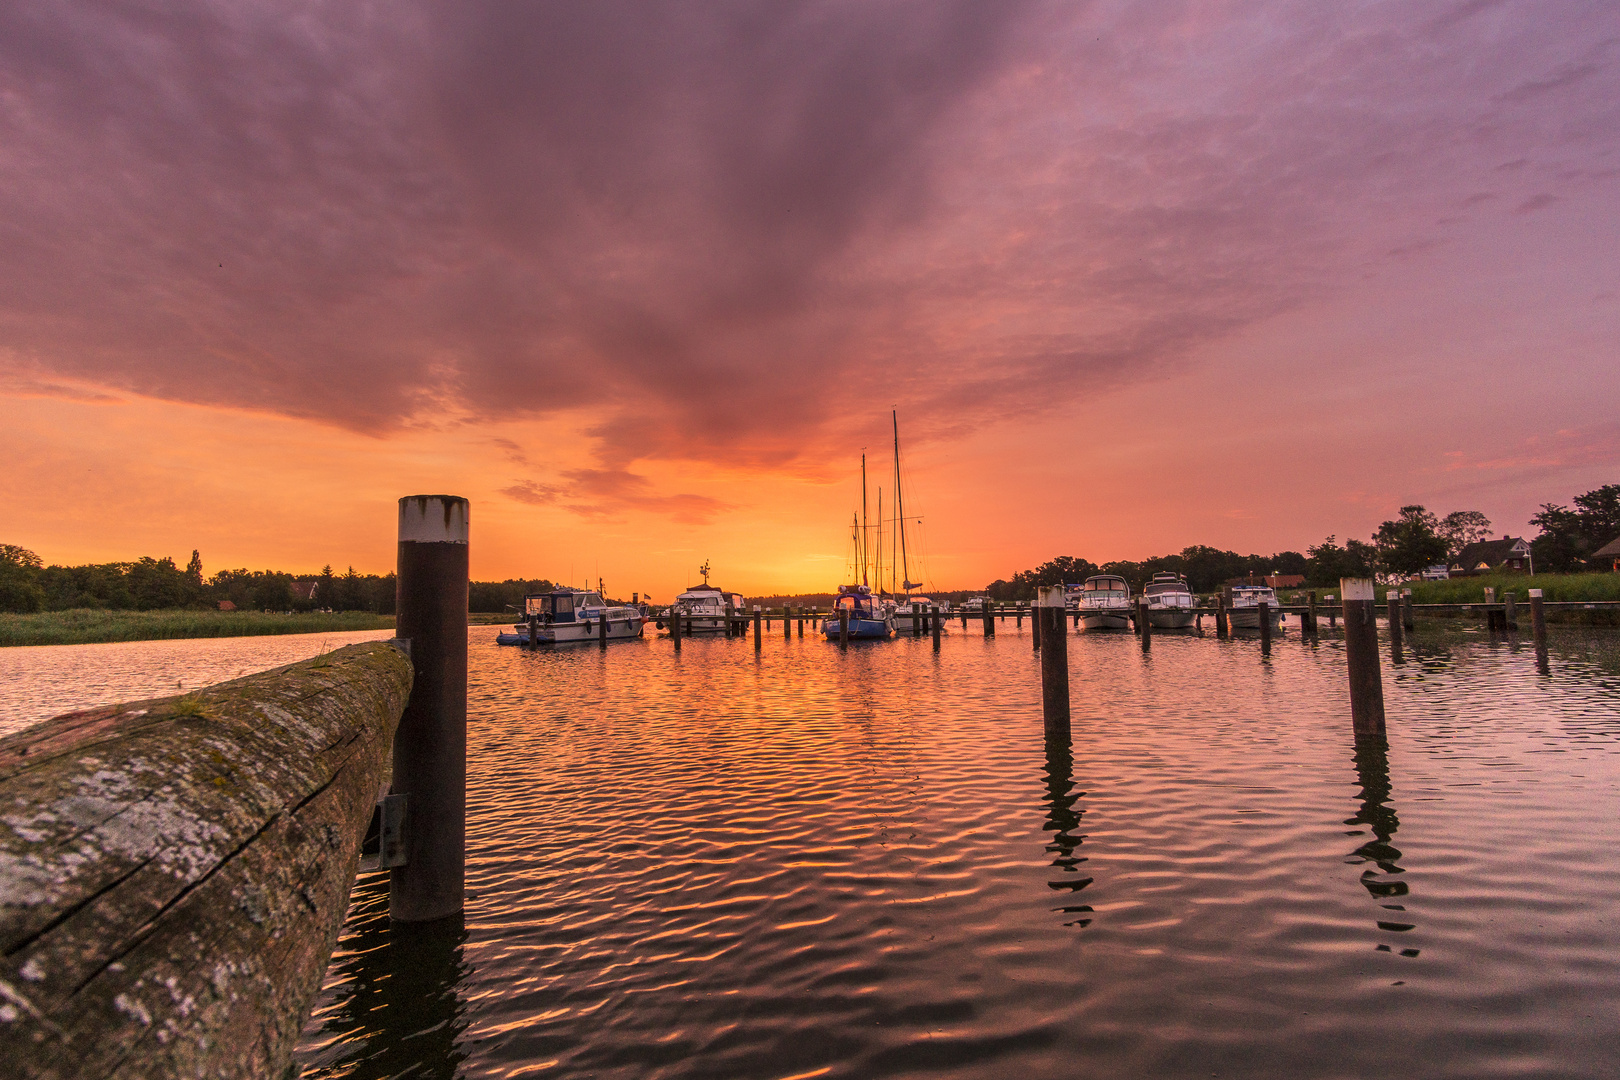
left=2, top=0, right=1618, bottom=484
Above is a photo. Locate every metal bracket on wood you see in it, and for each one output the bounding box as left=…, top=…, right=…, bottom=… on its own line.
left=358, top=793, right=408, bottom=871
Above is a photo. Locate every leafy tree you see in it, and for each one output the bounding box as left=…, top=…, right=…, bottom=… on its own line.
left=1531, top=485, right=1620, bottom=572
left=1437, top=511, right=1491, bottom=559
left=1373, top=505, right=1449, bottom=576
left=1306, top=535, right=1376, bottom=586
left=0, top=544, right=45, bottom=613
left=185, top=550, right=204, bottom=587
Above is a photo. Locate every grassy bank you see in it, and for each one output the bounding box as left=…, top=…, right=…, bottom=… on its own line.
left=0, top=609, right=397, bottom=647
left=1404, top=572, right=1620, bottom=604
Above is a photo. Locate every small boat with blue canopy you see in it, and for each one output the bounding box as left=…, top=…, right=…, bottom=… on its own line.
left=496, top=587, right=646, bottom=645
left=822, top=583, right=895, bottom=640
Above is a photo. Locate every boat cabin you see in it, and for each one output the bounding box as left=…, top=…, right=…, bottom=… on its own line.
left=1228, top=584, right=1278, bottom=607
left=524, top=590, right=606, bottom=622
left=1143, top=573, right=1192, bottom=598
left=833, top=584, right=879, bottom=614
left=1081, top=575, right=1131, bottom=598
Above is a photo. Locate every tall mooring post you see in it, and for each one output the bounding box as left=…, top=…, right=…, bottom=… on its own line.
left=1402, top=589, right=1415, bottom=632
left=1504, top=591, right=1518, bottom=632
left=671, top=604, right=682, bottom=651
left=1529, top=588, right=1548, bottom=673
left=1342, top=578, right=1385, bottom=736
left=1307, top=590, right=1318, bottom=640
left=1139, top=597, right=1152, bottom=651
left=1032, top=598, right=1042, bottom=650
left=1387, top=590, right=1403, bottom=662
left=984, top=600, right=995, bottom=637
left=1258, top=600, right=1272, bottom=655
left=839, top=608, right=850, bottom=648
left=392, top=494, right=469, bottom=923
left=785, top=605, right=792, bottom=640
left=1038, top=585, right=1070, bottom=733
left=598, top=607, right=608, bottom=648
left=932, top=604, right=941, bottom=651
left=1216, top=594, right=1229, bottom=639
left=754, top=605, right=762, bottom=652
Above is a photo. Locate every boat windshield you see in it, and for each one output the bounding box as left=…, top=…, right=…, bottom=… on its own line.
left=578, top=592, right=605, bottom=608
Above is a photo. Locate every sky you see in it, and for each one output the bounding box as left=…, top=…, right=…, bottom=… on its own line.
left=2, top=0, right=1617, bottom=599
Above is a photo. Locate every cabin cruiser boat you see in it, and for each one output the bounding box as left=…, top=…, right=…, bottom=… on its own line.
left=823, top=584, right=896, bottom=640
left=652, top=563, right=745, bottom=635
left=892, top=595, right=939, bottom=619
left=1227, top=584, right=1282, bottom=631
left=1077, top=575, right=1132, bottom=630
left=496, top=588, right=645, bottom=645
left=1144, top=573, right=1197, bottom=629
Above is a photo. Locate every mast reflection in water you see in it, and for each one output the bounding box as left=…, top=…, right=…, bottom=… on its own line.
left=1345, top=734, right=1419, bottom=958
left=298, top=874, right=472, bottom=1079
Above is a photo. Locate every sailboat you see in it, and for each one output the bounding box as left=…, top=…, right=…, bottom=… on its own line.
left=824, top=451, right=897, bottom=641
left=886, top=411, right=940, bottom=620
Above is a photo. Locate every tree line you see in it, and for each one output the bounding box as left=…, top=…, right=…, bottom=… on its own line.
left=985, top=484, right=1618, bottom=600
left=0, top=547, right=558, bottom=615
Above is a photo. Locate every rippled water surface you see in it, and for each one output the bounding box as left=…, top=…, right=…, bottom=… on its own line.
left=11, top=622, right=1619, bottom=1078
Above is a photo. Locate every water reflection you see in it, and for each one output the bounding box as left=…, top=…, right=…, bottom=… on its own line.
left=1042, top=729, right=1093, bottom=927
left=298, top=874, right=472, bottom=1079
left=1344, top=734, right=1419, bottom=958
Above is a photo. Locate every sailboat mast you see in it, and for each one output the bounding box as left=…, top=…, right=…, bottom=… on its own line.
left=876, top=489, right=883, bottom=598
left=861, top=453, right=869, bottom=587
left=893, top=410, right=910, bottom=596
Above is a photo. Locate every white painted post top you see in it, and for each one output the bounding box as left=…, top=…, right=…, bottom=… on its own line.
left=1342, top=579, right=1375, bottom=601
left=398, top=495, right=469, bottom=543
left=1038, top=585, right=1066, bottom=607
left=1530, top=589, right=1543, bottom=598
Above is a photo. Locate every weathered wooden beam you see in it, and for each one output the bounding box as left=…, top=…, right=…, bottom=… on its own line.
left=0, top=641, right=413, bottom=1080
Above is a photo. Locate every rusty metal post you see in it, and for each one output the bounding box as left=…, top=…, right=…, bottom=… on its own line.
left=1038, top=586, right=1070, bottom=733
left=392, top=495, right=469, bottom=923
left=1342, top=578, right=1386, bottom=736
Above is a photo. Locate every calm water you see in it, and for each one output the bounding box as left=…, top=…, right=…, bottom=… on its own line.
left=6, top=623, right=1620, bottom=1077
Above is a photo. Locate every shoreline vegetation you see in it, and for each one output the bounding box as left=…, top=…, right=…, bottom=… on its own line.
left=1, top=609, right=517, bottom=647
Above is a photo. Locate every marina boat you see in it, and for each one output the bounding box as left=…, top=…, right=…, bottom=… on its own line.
left=1227, top=584, right=1282, bottom=631
left=496, top=587, right=645, bottom=645
left=1077, top=575, right=1133, bottom=630
left=1144, top=572, right=1198, bottom=629
left=656, top=562, right=744, bottom=635
left=823, top=583, right=896, bottom=640
left=892, top=595, right=939, bottom=619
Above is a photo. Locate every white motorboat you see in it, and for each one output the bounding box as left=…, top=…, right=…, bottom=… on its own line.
left=1078, top=575, right=1132, bottom=630
left=1144, top=572, right=1197, bottom=629
left=1228, top=584, right=1282, bottom=631
left=496, top=587, right=645, bottom=645
left=657, top=563, right=743, bottom=634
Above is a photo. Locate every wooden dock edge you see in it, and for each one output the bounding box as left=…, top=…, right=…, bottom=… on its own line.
left=0, top=640, right=413, bottom=1080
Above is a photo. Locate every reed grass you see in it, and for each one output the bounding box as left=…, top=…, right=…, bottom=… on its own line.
left=1403, top=572, right=1620, bottom=605
left=0, top=608, right=396, bottom=647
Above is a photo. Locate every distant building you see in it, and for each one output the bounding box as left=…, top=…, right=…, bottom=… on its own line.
left=217, top=600, right=237, bottom=611
left=1421, top=565, right=1450, bottom=580
left=1449, top=537, right=1532, bottom=576
left=1594, top=535, right=1620, bottom=572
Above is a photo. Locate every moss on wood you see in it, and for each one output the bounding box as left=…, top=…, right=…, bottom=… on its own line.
left=0, top=641, right=412, bottom=1079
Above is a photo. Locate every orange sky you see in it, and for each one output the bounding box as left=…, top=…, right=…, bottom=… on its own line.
left=3, top=2, right=1617, bottom=600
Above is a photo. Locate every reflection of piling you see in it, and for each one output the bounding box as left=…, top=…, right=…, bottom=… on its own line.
left=1216, top=594, right=1229, bottom=639
left=1342, top=578, right=1386, bottom=736
left=1387, top=591, right=1402, bottom=663
left=1038, top=586, right=1070, bottom=732
left=392, top=494, right=470, bottom=923
left=1530, top=588, right=1548, bottom=673
left=1258, top=600, right=1271, bottom=655
left=839, top=608, right=849, bottom=648
left=931, top=604, right=941, bottom=651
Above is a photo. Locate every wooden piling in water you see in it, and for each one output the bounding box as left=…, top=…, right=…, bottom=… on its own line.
left=984, top=600, right=995, bottom=636
left=392, top=494, right=469, bottom=924
left=1387, top=590, right=1403, bottom=662
left=839, top=608, right=849, bottom=647
left=1259, top=599, right=1272, bottom=655
left=1307, top=591, right=1318, bottom=639
left=1216, top=594, right=1229, bottom=639
left=1342, top=578, right=1386, bottom=735
left=932, top=604, right=941, bottom=651
left=1038, top=586, right=1070, bottom=733
left=1402, top=589, right=1415, bottom=632
left=672, top=605, right=682, bottom=650
left=598, top=610, right=608, bottom=648
left=1530, top=588, right=1548, bottom=672
left=754, top=606, right=762, bottom=651
left=1504, top=591, right=1518, bottom=632
left=1033, top=599, right=1042, bottom=649
left=1140, top=598, right=1152, bottom=650
left=0, top=642, right=414, bottom=1080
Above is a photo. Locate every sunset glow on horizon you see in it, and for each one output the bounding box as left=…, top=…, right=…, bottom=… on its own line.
left=4, top=1, right=1617, bottom=600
